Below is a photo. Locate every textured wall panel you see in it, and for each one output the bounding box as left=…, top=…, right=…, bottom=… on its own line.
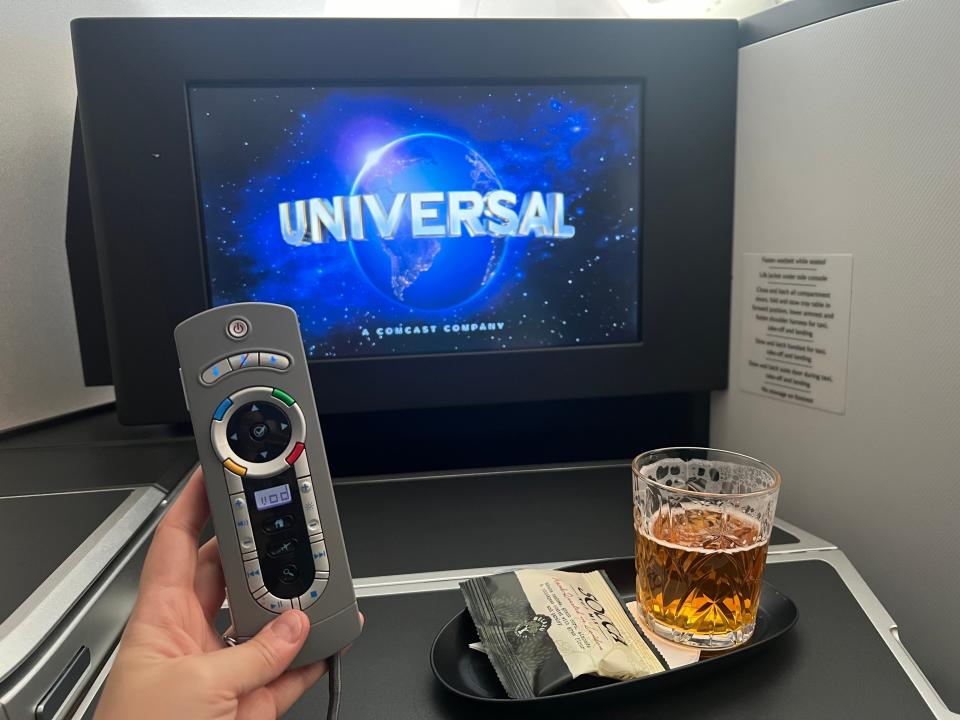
left=713, top=0, right=960, bottom=705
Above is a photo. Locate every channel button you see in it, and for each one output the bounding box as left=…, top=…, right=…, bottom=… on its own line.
left=259, top=353, right=290, bottom=370
left=201, top=359, right=232, bottom=385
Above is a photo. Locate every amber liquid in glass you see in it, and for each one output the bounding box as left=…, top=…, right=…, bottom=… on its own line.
left=634, top=506, right=768, bottom=640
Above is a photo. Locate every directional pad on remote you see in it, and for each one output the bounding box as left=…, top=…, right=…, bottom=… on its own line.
left=226, top=401, right=292, bottom=464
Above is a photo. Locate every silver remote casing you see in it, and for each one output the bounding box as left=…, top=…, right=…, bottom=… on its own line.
left=175, top=302, right=361, bottom=665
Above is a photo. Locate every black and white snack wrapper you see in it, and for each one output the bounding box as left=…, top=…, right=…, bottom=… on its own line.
left=460, top=569, right=668, bottom=699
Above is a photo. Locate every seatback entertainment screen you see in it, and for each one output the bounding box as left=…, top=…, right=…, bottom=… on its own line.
left=189, top=82, right=642, bottom=359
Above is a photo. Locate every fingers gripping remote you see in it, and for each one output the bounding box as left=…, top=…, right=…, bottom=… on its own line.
left=175, top=303, right=361, bottom=665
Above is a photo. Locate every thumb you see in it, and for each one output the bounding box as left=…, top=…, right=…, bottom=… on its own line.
left=206, top=610, right=310, bottom=696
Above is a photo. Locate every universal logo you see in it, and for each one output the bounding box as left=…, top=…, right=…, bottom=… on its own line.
left=514, top=614, right=552, bottom=639
left=279, top=190, right=575, bottom=245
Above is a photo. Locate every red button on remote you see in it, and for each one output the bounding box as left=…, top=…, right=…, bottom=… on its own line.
left=285, top=442, right=305, bottom=465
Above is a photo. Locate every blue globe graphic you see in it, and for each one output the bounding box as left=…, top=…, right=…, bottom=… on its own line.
left=350, top=133, right=506, bottom=310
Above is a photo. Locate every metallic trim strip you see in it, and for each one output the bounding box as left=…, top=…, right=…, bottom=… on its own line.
left=334, top=459, right=629, bottom=486
left=0, top=486, right=166, bottom=683
left=61, top=468, right=202, bottom=720
left=353, top=559, right=607, bottom=598
left=35, top=647, right=91, bottom=720
left=770, top=551, right=956, bottom=719
left=348, top=515, right=832, bottom=593
left=333, top=468, right=835, bottom=553
left=0, top=487, right=138, bottom=501
left=69, top=643, right=117, bottom=720
left=768, top=517, right=836, bottom=555
left=62, top=469, right=201, bottom=720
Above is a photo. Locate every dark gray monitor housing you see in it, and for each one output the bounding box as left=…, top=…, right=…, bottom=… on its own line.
left=71, top=18, right=737, bottom=434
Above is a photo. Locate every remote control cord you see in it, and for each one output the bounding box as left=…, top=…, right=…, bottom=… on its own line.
left=327, top=654, right=341, bottom=720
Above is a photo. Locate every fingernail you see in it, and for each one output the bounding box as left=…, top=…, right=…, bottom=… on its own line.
left=272, top=611, right=304, bottom=644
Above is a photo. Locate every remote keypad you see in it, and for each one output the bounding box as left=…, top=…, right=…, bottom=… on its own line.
left=176, top=303, right=362, bottom=663
left=211, top=385, right=329, bottom=611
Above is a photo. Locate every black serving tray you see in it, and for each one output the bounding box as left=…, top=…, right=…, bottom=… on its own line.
left=430, top=556, right=799, bottom=704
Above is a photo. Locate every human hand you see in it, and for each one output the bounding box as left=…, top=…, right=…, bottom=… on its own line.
left=95, top=468, right=345, bottom=719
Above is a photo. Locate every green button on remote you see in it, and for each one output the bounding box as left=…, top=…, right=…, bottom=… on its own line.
left=272, top=388, right=295, bottom=406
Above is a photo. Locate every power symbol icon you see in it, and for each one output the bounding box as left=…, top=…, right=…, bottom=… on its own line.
left=227, top=318, right=249, bottom=339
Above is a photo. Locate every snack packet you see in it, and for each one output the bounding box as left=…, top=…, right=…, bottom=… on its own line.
left=460, top=569, right=668, bottom=699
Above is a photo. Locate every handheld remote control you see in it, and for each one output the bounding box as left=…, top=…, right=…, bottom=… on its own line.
left=175, top=302, right=361, bottom=666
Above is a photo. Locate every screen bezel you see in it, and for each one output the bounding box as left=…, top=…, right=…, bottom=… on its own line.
left=186, top=77, right=645, bottom=360
left=73, top=18, right=737, bottom=423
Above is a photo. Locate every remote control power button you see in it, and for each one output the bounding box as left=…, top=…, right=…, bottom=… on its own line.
left=227, top=318, right=249, bottom=339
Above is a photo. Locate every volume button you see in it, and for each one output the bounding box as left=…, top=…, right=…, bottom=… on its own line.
left=231, top=493, right=255, bottom=553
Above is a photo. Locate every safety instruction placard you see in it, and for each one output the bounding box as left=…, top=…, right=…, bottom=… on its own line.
left=740, top=253, right=853, bottom=414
